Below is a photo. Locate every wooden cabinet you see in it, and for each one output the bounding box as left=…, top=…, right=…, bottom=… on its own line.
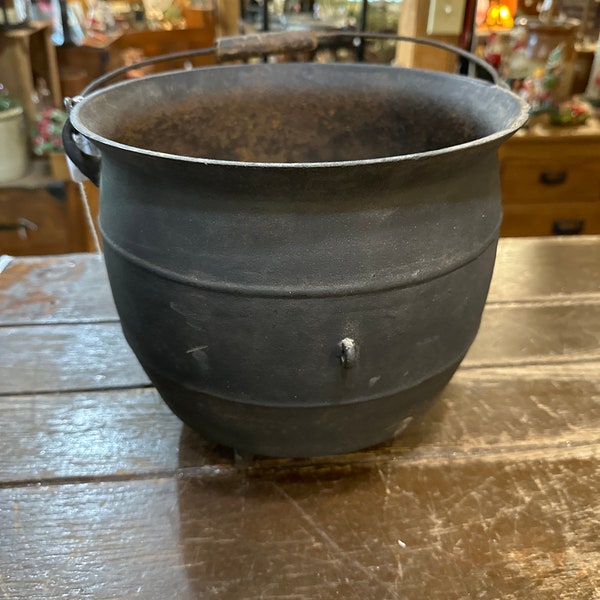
left=0, top=161, right=98, bottom=256
left=0, top=185, right=82, bottom=255
left=56, top=26, right=216, bottom=96
left=499, top=117, right=600, bottom=237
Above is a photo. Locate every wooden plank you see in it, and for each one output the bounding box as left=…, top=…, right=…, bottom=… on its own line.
left=1, top=454, right=598, bottom=599
left=0, top=476, right=374, bottom=600
left=0, top=388, right=207, bottom=483
left=465, top=302, right=600, bottom=369
left=1, top=238, right=599, bottom=327
left=265, top=458, right=600, bottom=600
left=0, top=388, right=173, bottom=482
left=489, top=236, right=600, bottom=303
left=394, top=370, right=600, bottom=464
left=0, top=254, right=116, bottom=326
left=2, top=296, right=599, bottom=395
left=0, top=323, right=148, bottom=395
left=0, top=369, right=597, bottom=483
left=0, top=239, right=597, bottom=599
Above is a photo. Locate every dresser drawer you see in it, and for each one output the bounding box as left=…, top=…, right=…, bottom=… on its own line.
left=0, top=186, right=76, bottom=256
left=501, top=201, right=600, bottom=237
left=501, top=157, right=600, bottom=205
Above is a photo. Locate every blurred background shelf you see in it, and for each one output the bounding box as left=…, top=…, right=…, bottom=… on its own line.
left=0, top=22, right=62, bottom=127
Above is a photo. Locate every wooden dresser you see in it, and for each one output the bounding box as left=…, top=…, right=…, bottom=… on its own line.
left=499, top=116, right=600, bottom=237
left=0, top=161, right=99, bottom=256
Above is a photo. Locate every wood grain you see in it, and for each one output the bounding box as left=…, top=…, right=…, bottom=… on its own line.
left=489, top=237, right=600, bottom=302
left=0, top=370, right=598, bottom=484
left=0, top=254, right=116, bottom=326
left=500, top=158, right=599, bottom=205
left=0, top=323, right=149, bottom=394
left=1, top=298, right=598, bottom=395
left=501, top=202, right=600, bottom=237
left=498, top=118, right=600, bottom=237
left=2, top=237, right=598, bottom=327
left=0, top=236, right=600, bottom=327
left=1, top=237, right=599, bottom=600
left=0, top=187, right=74, bottom=256
left=1, top=457, right=598, bottom=599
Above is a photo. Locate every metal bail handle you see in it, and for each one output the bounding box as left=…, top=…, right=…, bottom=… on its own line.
left=62, top=30, right=501, bottom=186
left=78, top=30, right=501, bottom=96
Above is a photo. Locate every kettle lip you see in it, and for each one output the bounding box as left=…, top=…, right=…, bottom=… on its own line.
left=71, top=64, right=530, bottom=169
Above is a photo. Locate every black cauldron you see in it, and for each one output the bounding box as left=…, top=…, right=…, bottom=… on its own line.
left=64, top=33, right=528, bottom=457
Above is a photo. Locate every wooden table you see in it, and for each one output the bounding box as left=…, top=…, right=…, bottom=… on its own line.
left=1, top=237, right=599, bottom=599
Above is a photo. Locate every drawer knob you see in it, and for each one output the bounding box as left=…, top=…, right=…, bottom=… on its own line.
left=552, top=219, right=584, bottom=236
left=539, top=170, right=567, bottom=186
left=0, top=218, right=38, bottom=240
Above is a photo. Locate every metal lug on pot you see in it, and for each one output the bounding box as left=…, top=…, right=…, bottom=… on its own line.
left=233, top=449, right=255, bottom=470
left=63, top=95, right=83, bottom=114
left=339, top=338, right=357, bottom=369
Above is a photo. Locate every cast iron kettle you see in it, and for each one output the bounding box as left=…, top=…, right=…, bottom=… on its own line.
left=63, top=31, right=529, bottom=457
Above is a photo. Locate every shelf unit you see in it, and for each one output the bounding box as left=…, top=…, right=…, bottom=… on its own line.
left=0, top=22, right=62, bottom=127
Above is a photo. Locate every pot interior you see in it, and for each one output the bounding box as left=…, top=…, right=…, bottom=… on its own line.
left=75, top=63, right=526, bottom=164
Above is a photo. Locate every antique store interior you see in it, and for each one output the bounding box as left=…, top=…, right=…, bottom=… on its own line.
left=1, top=0, right=600, bottom=253
left=2, top=1, right=600, bottom=596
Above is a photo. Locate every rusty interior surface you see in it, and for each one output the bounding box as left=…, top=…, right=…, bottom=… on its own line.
left=74, top=63, right=526, bottom=164
left=111, top=88, right=483, bottom=163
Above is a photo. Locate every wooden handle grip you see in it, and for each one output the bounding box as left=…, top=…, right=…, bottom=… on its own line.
left=216, top=31, right=319, bottom=61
